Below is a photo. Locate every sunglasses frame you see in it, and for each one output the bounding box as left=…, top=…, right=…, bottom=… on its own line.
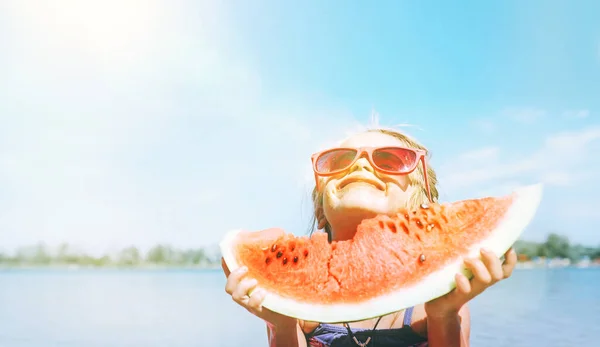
left=310, top=146, right=433, bottom=203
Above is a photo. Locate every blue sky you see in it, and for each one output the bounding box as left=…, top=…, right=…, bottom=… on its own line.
left=0, top=0, right=599, bottom=254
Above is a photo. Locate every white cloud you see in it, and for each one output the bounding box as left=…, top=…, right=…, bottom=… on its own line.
left=473, top=180, right=526, bottom=199
left=501, top=107, right=546, bottom=124
left=438, top=125, right=600, bottom=195
left=437, top=125, right=600, bottom=244
left=0, top=1, right=357, bottom=254
left=471, top=107, right=546, bottom=133
left=563, top=109, right=590, bottom=119
left=457, top=146, right=500, bottom=162
left=471, top=119, right=496, bottom=133
left=544, top=127, right=600, bottom=151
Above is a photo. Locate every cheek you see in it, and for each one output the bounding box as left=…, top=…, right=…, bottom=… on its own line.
left=385, top=183, right=415, bottom=211
left=387, top=174, right=411, bottom=191
left=385, top=175, right=414, bottom=207
left=321, top=177, right=334, bottom=194
left=320, top=180, right=336, bottom=205
left=320, top=173, right=345, bottom=194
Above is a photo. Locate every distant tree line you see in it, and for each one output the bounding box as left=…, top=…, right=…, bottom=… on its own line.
left=1, top=233, right=597, bottom=268
left=514, top=233, right=600, bottom=262
left=0, top=243, right=220, bottom=268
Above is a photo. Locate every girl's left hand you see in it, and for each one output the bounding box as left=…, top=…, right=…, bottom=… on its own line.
left=424, top=247, right=517, bottom=317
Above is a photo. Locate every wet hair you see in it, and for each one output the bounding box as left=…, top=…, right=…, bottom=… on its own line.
left=308, top=127, right=439, bottom=241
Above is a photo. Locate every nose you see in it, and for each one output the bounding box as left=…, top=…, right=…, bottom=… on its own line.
left=349, top=155, right=375, bottom=173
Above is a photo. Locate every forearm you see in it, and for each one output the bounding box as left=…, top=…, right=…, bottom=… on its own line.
left=426, top=313, right=469, bottom=347
left=266, top=321, right=306, bottom=347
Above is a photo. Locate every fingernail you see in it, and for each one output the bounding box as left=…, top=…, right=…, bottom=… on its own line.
left=481, top=248, right=491, bottom=254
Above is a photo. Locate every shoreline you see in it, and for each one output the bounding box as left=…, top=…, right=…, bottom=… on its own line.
left=0, top=263, right=598, bottom=271
left=0, top=264, right=222, bottom=271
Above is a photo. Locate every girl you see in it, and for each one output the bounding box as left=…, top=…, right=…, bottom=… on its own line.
left=222, top=126, right=517, bottom=347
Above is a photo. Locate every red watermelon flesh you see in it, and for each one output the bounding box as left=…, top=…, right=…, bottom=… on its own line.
left=220, top=184, right=543, bottom=323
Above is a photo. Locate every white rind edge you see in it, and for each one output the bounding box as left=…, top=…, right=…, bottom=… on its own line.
left=219, top=183, right=544, bottom=323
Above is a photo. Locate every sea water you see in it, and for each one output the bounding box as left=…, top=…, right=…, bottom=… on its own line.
left=0, top=268, right=597, bottom=347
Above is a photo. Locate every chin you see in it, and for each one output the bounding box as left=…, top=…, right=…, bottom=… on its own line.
left=324, top=185, right=391, bottom=216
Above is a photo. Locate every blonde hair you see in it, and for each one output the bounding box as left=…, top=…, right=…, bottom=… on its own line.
left=309, top=127, right=439, bottom=241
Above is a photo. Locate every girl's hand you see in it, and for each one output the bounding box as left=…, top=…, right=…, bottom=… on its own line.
left=222, top=258, right=297, bottom=327
left=424, top=247, right=517, bottom=317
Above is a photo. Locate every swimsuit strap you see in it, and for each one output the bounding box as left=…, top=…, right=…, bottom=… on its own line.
left=403, top=306, right=414, bottom=327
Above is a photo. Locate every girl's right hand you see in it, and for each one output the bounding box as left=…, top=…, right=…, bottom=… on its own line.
left=222, top=258, right=297, bottom=326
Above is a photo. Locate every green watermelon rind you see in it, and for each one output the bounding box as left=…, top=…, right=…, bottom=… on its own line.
left=220, top=183, right=543, bottom=324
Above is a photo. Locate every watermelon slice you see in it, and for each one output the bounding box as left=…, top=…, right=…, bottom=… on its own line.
left=220, top=183, right=543, bottom=323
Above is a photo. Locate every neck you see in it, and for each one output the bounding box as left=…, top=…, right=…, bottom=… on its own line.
left=329, top=210, right=378, bottom=241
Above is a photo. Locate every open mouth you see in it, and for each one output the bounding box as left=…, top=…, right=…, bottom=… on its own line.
left=338, top=175, right=385, bottom=191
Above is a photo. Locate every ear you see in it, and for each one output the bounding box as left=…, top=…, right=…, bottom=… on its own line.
left=315, top=206, right=328, bottom=230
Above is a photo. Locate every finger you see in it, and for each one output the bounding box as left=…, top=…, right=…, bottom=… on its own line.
left=221, top=258, right=231, bottom=278
left=455, top=272, right=472, bottom=295
left=247, top=288, right=267, bottom=311
left=502, top=248, right=518, bottom=278
left=225, top=266, right=247, bottom=295
left=232, top=277, right=258, bottom=303
left=480, top=249, right=504, bottom=282
left=464, top=258, right=492, bottom=286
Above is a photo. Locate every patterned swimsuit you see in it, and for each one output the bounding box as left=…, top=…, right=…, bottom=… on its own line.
left=305, top=306, right=428, bottom=347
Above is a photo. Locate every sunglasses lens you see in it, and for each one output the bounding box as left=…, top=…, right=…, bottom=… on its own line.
left=372, top=147, right=417, bottom=172
left=316, top=149, right=357, bottom=173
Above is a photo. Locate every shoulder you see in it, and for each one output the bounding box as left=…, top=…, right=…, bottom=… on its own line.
left=412, top=304, right=471, bottom=335
left=458, top=304, right=471, bottom=335
left=300, top=320, right=320, bottom=334
left=298, top=304, right=471, bottom=336
left=409, top=304, right=428, bottom=335
left=459, top=304, right=471, bottom=321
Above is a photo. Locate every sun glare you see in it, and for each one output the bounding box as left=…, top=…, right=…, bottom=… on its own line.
left=8, top=0, right=166, bottom=68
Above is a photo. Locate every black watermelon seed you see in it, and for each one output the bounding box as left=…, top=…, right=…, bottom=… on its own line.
left=271, top=244, right=277, bottom=252
left=276, top=251, right=283, bottom=258
left=282, top=257, right=288, bottom=265
left=265, top=257, right=271, bottom=264
left=293, top=256, right=298, bottom=263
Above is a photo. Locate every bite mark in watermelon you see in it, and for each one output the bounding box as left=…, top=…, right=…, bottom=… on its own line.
left=220, top=184, right=543, bottom=323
